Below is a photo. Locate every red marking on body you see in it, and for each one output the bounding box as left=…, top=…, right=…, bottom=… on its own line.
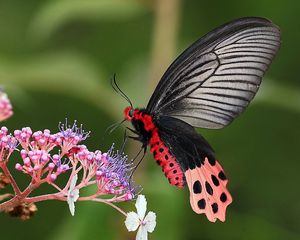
left=124, top=107, right=185, bottom=188
left=149, top=130, right=185, bottom=188
left=133, top=110, right=156, bottom=131
left=124, top=107, right=133, bottom=120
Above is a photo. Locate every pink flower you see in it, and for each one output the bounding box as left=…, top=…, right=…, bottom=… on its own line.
left=0, top=127, right=18, bottom=162
left=0, top=90, right=13, bottom=122
left=0, top=120, right=137, bottom=219
left=95, top=145, right=136, bottom=200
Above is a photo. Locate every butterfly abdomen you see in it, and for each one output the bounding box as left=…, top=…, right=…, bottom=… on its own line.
left=131, top=109, right=185, bottom=188
left=149, top=130, right=185, bottom=188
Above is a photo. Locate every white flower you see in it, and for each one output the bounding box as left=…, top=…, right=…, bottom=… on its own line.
left=67, top=174, right=80, bottom=216
left=125, top=195, right=156, bottom=240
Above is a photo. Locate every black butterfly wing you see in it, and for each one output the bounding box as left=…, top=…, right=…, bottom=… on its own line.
left=147, top=17, right=280, bottom=129
left=156, top=116, right=232, bottom=222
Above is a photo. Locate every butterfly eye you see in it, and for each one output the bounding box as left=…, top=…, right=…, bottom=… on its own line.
left=128, top=109, right=134, bottom=118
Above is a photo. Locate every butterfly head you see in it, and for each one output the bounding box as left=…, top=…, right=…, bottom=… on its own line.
left=124, top=106, right=134, bottom=121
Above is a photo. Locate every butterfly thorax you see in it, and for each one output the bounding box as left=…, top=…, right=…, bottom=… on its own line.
left=124, top=107, right=185, bottom=188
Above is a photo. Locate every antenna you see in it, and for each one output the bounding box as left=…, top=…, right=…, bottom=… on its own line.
left=111, top=74, right=133, bottom=108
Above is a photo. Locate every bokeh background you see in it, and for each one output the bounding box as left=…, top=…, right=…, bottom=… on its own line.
left=0, top=0, right=300, bottom=239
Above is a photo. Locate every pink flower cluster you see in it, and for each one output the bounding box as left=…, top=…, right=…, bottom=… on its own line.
left=0, top=127, right=18, bottom=161
left=0, top=91, right=145, bottom=224
left=0, top=121, right=137, bottom=216
left=96, top=147, right=135, bottom=200
left=12, top=124, right=82, bottom=183
left=0, top=91, right=13, bottom=122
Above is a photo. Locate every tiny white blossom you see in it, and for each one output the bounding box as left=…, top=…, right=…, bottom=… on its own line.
left=67, top=174, right=80, bottom=216
left=125, top=195, right=156, bottom=240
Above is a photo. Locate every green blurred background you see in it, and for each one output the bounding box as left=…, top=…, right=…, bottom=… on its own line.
left=0, top=0, right=299, bottom=239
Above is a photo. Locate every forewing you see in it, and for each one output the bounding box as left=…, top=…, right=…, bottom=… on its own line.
left=147, top=17, right=280, bottom=129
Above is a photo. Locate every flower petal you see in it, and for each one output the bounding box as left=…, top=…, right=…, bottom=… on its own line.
left=67, top=197, right=75, bottom=216
left=70, top=174, right=78, bottom=190
left=135, top=195, right=147, bottom=220
left=72, top=188, right=80, bottom=202
left=125, top=212, right=140, bottom=231
left=67, top=174, right=80, bottom=216
left=136, top=226, right=147, bottom=240
left=144, top=211, right=156, bottom=233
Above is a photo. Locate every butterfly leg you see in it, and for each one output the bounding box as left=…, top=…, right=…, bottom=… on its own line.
left=126, top=127, right=139, bottom=135
left=129, top=145, right=147, bottom=179
left=119, top=129, right=130, bottom=153
left=126, top=127, right=145, bottom=142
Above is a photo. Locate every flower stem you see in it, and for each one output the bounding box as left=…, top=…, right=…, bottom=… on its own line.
left=24, top=193, right=64, bottom=203
left=0, top=196, right=18, bottom=211
left=0, top=193, right=13, bottom=202
left=103, top=201, right=127, bottom=217
left=0, top=163, right=21, bottom=195
left=0, top=179, right=42, bottom=211
left=78, top=195, right=127, bottom=216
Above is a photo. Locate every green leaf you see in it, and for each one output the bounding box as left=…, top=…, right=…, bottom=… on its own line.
left=29, top=0, right=147, bottom=41
left=256, top=79, right=300, bottom=113
left=0, top=51, right=121, bottom=119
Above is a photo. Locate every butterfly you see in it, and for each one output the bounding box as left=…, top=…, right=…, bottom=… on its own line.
left=122, top=17, right=280, bottom=222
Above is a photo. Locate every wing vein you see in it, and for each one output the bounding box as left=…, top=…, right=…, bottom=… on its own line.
left=146, top=17, right=280, bottom=129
